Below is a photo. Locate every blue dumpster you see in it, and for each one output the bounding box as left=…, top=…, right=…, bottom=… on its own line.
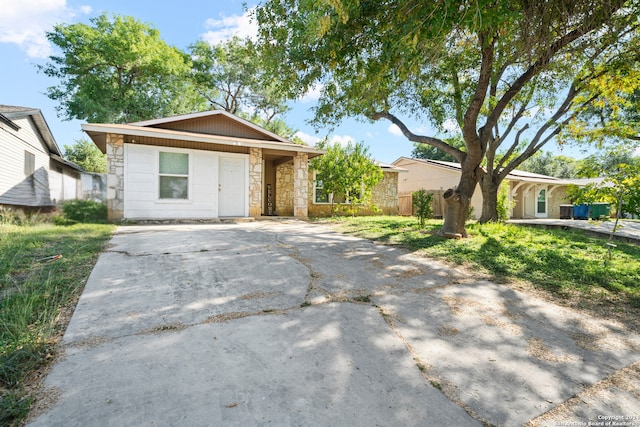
left=573, top=204, right=589, bottom=220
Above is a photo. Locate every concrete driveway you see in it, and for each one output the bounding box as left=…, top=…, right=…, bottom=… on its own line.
left=29, top=221, right=640, bottom=426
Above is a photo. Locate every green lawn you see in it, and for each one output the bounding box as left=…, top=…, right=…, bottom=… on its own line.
left=0, top=223, right=114, bottom=425
left=323, top=216, right=640, bottom=304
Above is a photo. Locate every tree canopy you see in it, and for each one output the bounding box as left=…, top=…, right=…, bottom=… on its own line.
left=411, top=137, right=465, bottom=162
left=41, top=13, right=205, bottom=123
left=310, top=140, right=383, bottom=216
left=518, top=151, right=578, bottom=178
left=569, top=149, right=640, bottom=218
left=64, top=139, right=107, bottom=173
left=189, top=37, right=290, bottom=125
left=256, top=0, right=640, bottom=235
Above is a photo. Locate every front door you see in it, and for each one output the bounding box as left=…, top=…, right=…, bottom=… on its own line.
left=218, top=156, right=246, bottom=217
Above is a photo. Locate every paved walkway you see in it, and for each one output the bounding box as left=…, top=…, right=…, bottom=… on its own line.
left=28, top=221, right=640, bottom=426
left=509, top=218, right=640, bottom=244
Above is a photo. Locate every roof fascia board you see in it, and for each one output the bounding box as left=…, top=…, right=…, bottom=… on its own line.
left=81, top=123, right=324, bottom=155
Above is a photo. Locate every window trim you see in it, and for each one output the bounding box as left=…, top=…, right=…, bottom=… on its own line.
left=535, top=188, right=547, bottom=217
left=313, top=171, right=331, bottom=204
left=157, top=150, right=191, bottom=202
left=24, top=151, right=35, bottom=176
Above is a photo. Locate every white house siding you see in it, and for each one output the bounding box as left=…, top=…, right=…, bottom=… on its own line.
left=123, top=144, right=248, bottom=219
left=49, top=168, right=79, bottom=204
left=0, top=116, right=53, bottom=206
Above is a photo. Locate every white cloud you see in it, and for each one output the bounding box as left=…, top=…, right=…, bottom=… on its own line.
left=299, top=83, right=323, bottom=103
left=329, top=134, right=356, bottom=146
left=201, top=7, right=258, bottom=45
left=442, top=118, right=460, bottom=134
left=0, top=0, right=91, bottom=58
left=388, top=124, right=403, bottom=136
left=295, top=131, right=322, bottom=146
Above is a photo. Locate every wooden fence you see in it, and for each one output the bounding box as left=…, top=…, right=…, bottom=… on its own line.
left=398, top=190, right=445, bottom=218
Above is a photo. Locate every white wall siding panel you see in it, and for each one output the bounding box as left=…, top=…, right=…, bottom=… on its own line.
left=124, top=144, right=223, bottom=219
left=0, top=117, right=53, bottom=206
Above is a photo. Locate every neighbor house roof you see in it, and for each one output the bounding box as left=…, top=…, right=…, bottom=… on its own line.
left=83, top=110, right=324, bottom=158
left=392, top=157, right=602, bottom=186
left=376, top=161, right=407, bottom=173
left=0, top=105, right=84, bottom=171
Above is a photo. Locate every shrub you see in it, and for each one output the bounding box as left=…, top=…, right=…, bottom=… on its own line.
left=496, top=183, right=515, bottom=222
left=412, top=189, right=434, bottom=226
left=61, top=200, right=107, bottom=224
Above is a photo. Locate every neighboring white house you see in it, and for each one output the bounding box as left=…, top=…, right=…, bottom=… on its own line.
left=392, top=157, right=601, bottom=219
left=0, top=105, right=83, bottom=210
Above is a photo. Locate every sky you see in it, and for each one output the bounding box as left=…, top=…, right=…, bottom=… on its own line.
left=0, top=0, right=630, bottom=164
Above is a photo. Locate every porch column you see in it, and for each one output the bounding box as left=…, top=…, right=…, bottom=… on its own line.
left=249, top=148, right=263, bottom=217
left=106, top=133, right=124, bottom=222
left=293, top=152, right=309, bottom=218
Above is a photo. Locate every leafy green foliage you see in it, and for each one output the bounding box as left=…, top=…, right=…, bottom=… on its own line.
left=63, top=139, right=106, bottom=173
left=0, top=223, right=114, bottom=425
left=412, top=189, right=434, bottom=226
left=42, top=13, right=205, bottom=123
left=496, top=183, right=515, bottom=222
left=255, top=0, right=639, bottom=232
left=189, top=37, right=289, bottom=125
left=571, top=150, right=640, bottom=217
left=518, top=151, right=578, bottom=178
left=411, top=136, right=465, bottom=162
left=310, top=141, right=383, bottom=216
left=61, top=200, right=107, bottom=224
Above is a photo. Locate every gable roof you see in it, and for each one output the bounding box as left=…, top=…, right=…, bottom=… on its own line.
left=83, top=110, right=324, bottom=158
left=0, top=105, right=84, bottom=172
left=392, top=157, right=592, bottom=186
left=129, top=110, right=290, bottom=143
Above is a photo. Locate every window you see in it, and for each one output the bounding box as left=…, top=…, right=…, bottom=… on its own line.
left=24, top=151, right=35, bottom=176
left=537, top=189, right=546, bottom=214
left=159, top=152, right=189, bottom=199
left=312, top=172, right=365, bottom=205
left=314, top=176, right=330, bottom=203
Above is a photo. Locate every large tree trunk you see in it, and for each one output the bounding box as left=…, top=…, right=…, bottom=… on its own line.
left=479, top=174, right=500, bottom=223
left=440, top=162, right=480, bottom=237
left=441, top=188, right=471, bottom=238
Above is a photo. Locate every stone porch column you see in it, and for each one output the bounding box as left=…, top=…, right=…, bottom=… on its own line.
left=106, top=133, right=124, bottom=222
left=249, top=148, right=263, bottom=217
left=293, top=152, right=309, bottom=218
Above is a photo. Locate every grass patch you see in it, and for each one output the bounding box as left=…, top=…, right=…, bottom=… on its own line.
left=0, top=222, right=114, bottom=425
left=320, top=216, right=640, bottom=307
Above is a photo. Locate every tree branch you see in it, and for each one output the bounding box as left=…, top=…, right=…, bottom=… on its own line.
left=370, top=111, right=465, bottom=162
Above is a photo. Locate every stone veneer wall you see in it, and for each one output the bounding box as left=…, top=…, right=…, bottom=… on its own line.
left=293, top=153, right=309, bottom=217
left=106, top=133, right=124, bottom=221
left=307, top=170, right=399, bottom=217
left=371, top=171, right=399, bottom=214
left=248, top=148, right=262, bottom=217
left=275, top=162, right=294, bottom=216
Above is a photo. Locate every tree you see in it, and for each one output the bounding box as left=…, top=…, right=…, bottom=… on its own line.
left=41, top=13, right=205, bottom=123
left=310, top=141, right=383, bottom=216
left=519, top=151, right=578, bottom=178
left=64, top=139, right=106, bottom=173
left=255, top=0, right=640, bottom=236
left=411, top=136, right=465, bottom=162
left=189, top=37, right=289, bottom=126
left=569, top=150, right=640, bottom=237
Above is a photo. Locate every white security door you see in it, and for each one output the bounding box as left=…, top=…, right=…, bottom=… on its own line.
left=218, top=156, right=246, bottom=216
